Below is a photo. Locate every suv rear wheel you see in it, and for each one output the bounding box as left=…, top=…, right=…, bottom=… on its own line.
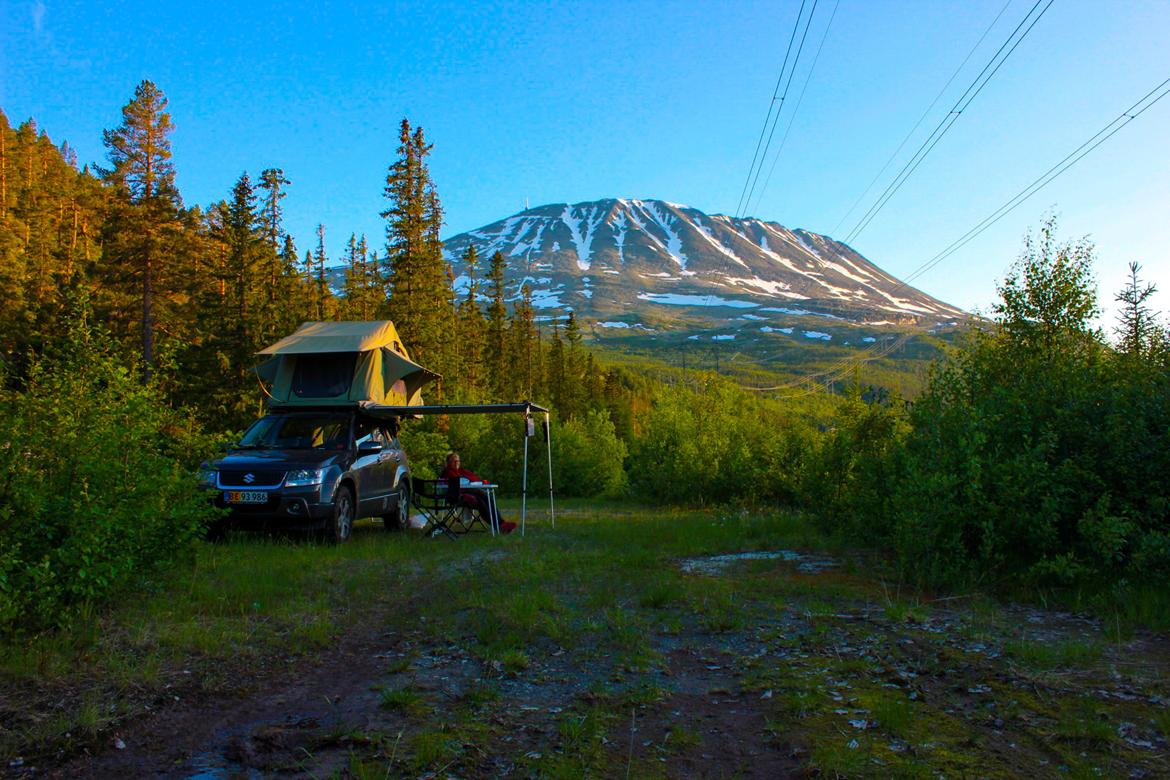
left=384, top=482, right=410, bottom=531
left=326, top=485, right=354, bottom=543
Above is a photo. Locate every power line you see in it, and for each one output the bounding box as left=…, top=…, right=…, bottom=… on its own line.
left=746, top=72, right=1170, bottom=396
left=749, top=0, right=842, bottom=218
left=739, top=0, right=820, bottom=218
left=842, top=0, right=1055, bottom=246
left=734, top=0, right=809, bottom=219
left=831, top=0, right=1015, bottom=236
left=898, top=74, right=1170, bottom=288
left=734, top=0, right=816, bottom=219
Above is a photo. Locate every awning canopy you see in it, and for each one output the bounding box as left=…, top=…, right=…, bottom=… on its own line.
left=365, top=401, right=549, bottom=418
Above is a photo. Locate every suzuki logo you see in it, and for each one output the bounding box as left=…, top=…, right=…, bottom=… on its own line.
left=243, top=473, right=255, bottom=484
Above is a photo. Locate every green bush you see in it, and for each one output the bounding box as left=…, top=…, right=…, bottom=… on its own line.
left=0, top=311, right=220, bottom=634
left=552, top=409, right=628, bottom=497
left=799, top=390, right=908, bottom=541
left=627, top=378, right=810, bottom=505
left=874, top=224, right=1170, bottom=588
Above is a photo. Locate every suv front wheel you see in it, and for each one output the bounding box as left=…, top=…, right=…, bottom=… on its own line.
left=326, top=485, right=355, bottom=543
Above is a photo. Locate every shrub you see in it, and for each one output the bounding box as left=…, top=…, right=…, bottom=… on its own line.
left=879, top=224, right=1170, bottom=588
left=799, top=390, right=908, bottom=542
left=552, top=409, right=628, bottom=497
left=627, top=378, right=810, bottom=505
left=0, top=309, right=220, bottom=634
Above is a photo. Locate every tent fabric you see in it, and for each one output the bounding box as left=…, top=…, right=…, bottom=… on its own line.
left=254, top=321, right=439, bottom=408
left=257, top=320, right=407, bottom=355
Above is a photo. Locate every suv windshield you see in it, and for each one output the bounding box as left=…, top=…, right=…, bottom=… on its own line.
left=238, top=413, right=350, bottom=450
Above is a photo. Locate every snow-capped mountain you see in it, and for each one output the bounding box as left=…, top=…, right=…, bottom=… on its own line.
left=443, top=199, right=964, bottom=328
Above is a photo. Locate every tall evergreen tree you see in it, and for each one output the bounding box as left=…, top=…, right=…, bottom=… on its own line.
left=455, top=244, right=486, bottom=394
left=381, top=119, right=455, bottom=389
left=99, top=80, right=180, bottom=382
left=313, top=223, right=330, bottom=319
left=224, top=171, right=261, bottom=343
left=1115, top=262, right=1161, bottom=362
left=256, top=168, right=291, bottom=319
left=508, top=283, right=538, bottom=398
left=485, top=249, right=509, bottom=398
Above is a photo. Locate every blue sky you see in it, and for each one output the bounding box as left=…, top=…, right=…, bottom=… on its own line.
left=3, top=0, right=1168, bottom=323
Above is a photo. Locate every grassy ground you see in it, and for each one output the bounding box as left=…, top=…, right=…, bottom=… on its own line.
left=1, top=504, right=1168, bottom=778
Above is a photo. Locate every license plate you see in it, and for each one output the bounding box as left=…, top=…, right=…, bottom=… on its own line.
left=226, top=490, right=268, bottom=504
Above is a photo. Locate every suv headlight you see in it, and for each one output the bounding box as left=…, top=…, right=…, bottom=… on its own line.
left=197, top=467, right=218, bottom=488
left=285, top=468, right=326, bottom=487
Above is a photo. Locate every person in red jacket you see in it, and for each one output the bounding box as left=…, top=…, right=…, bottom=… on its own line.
left=440, top=452, right=515, bottom=533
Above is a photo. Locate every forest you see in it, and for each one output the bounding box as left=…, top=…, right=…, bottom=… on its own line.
left=1, top=81, right=1168, bottom=634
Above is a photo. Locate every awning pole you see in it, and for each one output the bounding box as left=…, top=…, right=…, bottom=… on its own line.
left=521, top=422, right=530, bottom=536
left=544, top=412, right=555, bottom=528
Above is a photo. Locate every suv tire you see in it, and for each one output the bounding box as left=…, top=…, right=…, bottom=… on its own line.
left=384, top=482, right=409, bottom=531
left=326, top=484, right=355, bottom=543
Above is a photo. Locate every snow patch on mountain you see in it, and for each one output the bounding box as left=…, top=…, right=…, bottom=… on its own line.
left=443, top=198, right=967, bottom=327
left=637, top=201, right=688, bottom=270
left=561, top=205, right=605, bottom=271
left=638, top=293, right=759, bottom=309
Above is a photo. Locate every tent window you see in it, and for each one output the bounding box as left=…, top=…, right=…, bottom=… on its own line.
left=291, top=352, right=358, bottom=398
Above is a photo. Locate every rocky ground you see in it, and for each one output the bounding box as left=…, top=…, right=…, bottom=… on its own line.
left=4, top=511, right=1168, bottom=778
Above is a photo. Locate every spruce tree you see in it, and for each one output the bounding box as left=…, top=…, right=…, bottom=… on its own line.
left=313, top=223, right=329, bottom=319
left=381, top=119, right=455, bottom=389
left=224, top=171, right=260, bottom=343
left=456, top=244, right=486, bottom=394
left=485, top=249, right=509, bottom=398
left=508, top=283, right=537, bottom=398
left=256, top=168, right=291, bottom=319
left=99, top=80, right=180, bottom=382
left=1115, top=262, right=1160, bottom=361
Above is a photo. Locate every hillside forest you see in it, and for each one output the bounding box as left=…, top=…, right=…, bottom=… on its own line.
left=2, top=81, right=1169, bottom=633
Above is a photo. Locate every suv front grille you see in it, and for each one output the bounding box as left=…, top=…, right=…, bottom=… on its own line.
left=219, top=470, right=286, bottom=487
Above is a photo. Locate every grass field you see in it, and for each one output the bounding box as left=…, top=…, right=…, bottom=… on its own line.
left=2, top=504, right=1168, bottom=778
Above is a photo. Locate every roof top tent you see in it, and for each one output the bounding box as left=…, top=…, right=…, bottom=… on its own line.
left=253, top=321, right=439, bottom=408
left=253, top=321, right=554, bottom=533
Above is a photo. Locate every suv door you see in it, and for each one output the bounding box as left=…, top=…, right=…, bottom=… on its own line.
left=353, top=419, right=394, bottom=517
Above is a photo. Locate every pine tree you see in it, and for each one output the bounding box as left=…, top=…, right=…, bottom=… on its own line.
left=508, top=283, right=537, bottom=398
left=313, top=223, right=329, bottom=319
left=455, top=244, right=486, bottom=394
left=1115, top=262, right=1162, bottom=362
left=224, top=171, right=260, bottom=343
left=485, top=249, right=509, bottom=398
left=256, top=168, right=291, bottom=319
left=381, top=119, right=456, bottom=389
left=99, top=80, right=180, bottom=382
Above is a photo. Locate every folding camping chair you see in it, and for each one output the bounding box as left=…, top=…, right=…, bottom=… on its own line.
left=411, top=479, right=493, bottom=540
left=410, top=477, right=494, bottom=538
left=411, top=477, right=460, bottom=539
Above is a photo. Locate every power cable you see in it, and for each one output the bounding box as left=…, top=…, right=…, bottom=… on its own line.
left=750, top=0, right=842, bottom=218
left=745, top=73, right=1170, bottom=395
left=843, top=0, right=1055, bottom=246
left=899, top=74, right=1170, bottom=287
left=831, top=0, right=1015, bottom=236
left=734, top=0, right=810, bottom=218
left=739, top=0, right=821, bottom=218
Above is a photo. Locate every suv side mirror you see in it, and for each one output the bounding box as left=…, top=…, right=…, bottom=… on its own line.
left=357, top=440, right=384, bottom=455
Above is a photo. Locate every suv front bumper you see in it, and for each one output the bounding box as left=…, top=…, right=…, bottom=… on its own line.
left=210, top=486, right=335, bottom=530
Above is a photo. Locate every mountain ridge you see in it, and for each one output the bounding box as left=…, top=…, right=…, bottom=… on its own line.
left=442, top=198, right=965, bottom=329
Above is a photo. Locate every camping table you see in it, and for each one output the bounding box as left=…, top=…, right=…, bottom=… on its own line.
left=464, top=482, right=500, bottom=536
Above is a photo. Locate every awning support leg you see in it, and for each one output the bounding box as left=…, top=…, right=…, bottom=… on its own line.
left=544, top=412, right=555, bottom=528
left=521, top=414, right=530, bottom=536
